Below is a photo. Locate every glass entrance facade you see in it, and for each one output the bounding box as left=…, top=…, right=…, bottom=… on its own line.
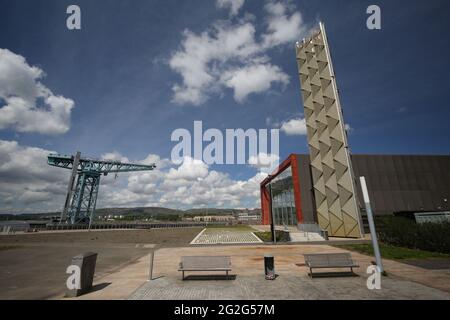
left=267, top=166, right=298, bottom=226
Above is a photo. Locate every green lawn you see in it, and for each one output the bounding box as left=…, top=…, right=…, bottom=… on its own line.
left=335, top=243, right=450, bottom=260
left=254, top=230, right=290, bottom=242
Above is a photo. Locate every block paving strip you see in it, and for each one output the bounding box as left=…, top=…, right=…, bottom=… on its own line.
left=190, top=229, right=263, bottom=245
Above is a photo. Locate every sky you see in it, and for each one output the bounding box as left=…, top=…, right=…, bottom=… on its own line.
left=1, top=0, right=450, bottom=213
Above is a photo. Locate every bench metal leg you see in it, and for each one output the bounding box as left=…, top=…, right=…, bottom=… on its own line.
left=309, top=267, right=313, bottom=278
left=182, top=271, right=185, bottom=280
left=226, top=270, right=229, bottom=279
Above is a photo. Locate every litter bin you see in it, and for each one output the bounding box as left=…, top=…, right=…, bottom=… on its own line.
left=264, top=254, right=275, bottom=280
left=65, top=252, right=97, bottom=297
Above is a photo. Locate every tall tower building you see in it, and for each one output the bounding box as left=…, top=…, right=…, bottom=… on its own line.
left=295, top=23, right=364, bottom=238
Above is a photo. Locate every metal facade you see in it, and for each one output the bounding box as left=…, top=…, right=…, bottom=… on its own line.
left=260, top=154, right=450, bottom=232
left=295, top=23, right=363, bottom=237
left=351, top=155, right=450, bottom=216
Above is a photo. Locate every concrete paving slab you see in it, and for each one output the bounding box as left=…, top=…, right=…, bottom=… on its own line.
left=129, top=274, right=450, bottom=300
left=65, top=244, right=450, bottom=300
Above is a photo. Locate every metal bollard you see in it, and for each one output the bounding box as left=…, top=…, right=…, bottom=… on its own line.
left=264, top=254, right=275, bottom=280
left=148, top=251, right=155, bottom=281
left=65, top=252, right=97, bottom=297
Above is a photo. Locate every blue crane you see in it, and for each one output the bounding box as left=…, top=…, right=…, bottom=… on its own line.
left=48, top=152, right=156, bottom=225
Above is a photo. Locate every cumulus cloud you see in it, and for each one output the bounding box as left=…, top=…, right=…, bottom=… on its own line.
left=222, top=63, right=289, bottom=102
left=166, top=156, right=209, bottom=181
left=0, top=49, right=74, bottom=134
left=344, top=123, right=353, bottom=132
left=99, top=155, right=266, bottom=209
left=248, top=152, right=280, bottom=174
left=0, top=141, right=265, bottom=212
left=0, top=140, right=68, bottom=213
left=280, top=117, right=307, bottom=135
left=262, top=0, right=307, bottom=48
left=169, top=0, right=308, bottom=105
left=216, top=0, right=245, bottom=16
left=101, top=151, right=130, bottom=163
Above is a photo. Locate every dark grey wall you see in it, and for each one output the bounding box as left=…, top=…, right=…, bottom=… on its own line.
left=296, top=155, right=317, bottom=223
left=296, top=154, right=450, bottom=217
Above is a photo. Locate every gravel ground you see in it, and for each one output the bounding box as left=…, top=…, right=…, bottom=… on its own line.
left=0, top=228, right=201, bottom=299
left=0, top=228, right=202, bottom=245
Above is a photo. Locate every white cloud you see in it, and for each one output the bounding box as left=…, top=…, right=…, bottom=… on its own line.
left=280, top=117, right=307, bottom=135
left=217, top=0, right=245, bottom=16
left=266, top=116, right=280, bottom=128
left=169, top=21, right=260, bottom=105
left=138, top=153, right=171, bottom=168
left=0, top=140, right=68, bottom=213
left=262, top=0, right=307, bottom=48
left=344, top=123, right=353, bottom=132
left=166, top=156, right=209, bottom=181
left=0, top=141, right=264, bottom=212
left=100, top=155, right=265, bottom=209
left=222, top=63, right=289, bottom=102
left=19, top=190, right=52, bottom=204
left=101, top=151, right=130, bottom=163
left=248, top=152, right=280, bottom=174
left=169, top=1, right=308, bottom=105
left=0, top=49, right=74, bottom=134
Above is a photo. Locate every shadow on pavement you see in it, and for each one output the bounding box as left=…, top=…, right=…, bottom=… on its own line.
left=89, top=282, right=112, bottom=293
left=183, top=275, right=237, bottom=281
left=308, top=272, right=359, bottom=278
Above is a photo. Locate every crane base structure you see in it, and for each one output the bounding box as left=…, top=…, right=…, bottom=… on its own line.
left=48, top=152, right=156, bottom=225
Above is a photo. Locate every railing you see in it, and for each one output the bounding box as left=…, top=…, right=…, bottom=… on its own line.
left=45, top=222, right=227, bottom=231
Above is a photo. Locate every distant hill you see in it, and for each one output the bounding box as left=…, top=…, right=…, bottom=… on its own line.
left=186, top=208, right=244, bottom=215
left=95, top=207, right=184, bottom=216
left=0, top=206, right=261, bottom=221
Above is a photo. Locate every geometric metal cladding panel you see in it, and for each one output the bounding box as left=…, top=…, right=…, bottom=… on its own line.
left=295, top=22, right=364, bottom=238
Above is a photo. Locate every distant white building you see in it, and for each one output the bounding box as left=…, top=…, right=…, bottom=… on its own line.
left=237, top=212, right=261, bottom=224
left=193, top=215, right=235, bottom=222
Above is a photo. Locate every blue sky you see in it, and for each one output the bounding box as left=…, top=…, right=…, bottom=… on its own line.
left=1, top=0, right=450, bottom=213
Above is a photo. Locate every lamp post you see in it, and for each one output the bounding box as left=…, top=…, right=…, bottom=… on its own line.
left=359, top=176, right=384, bottom=273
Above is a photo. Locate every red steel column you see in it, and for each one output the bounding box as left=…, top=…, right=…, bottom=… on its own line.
left=260, top=185, right=271, bottom=225
left=289, top=154, right=304, bottom=224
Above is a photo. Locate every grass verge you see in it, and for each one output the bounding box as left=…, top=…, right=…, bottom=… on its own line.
left=335, top=243, right=450, bottom=260
left=254, top=230, right=290, bottom=242
left=204, top=225, right=257, bottom=232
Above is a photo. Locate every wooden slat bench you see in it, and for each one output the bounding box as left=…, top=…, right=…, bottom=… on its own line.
left=178, top=256, right=232, bottom=280
left=303, top=253, right=359, bottom=278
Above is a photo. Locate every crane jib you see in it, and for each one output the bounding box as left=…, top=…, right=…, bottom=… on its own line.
left=47, top=152, right=156, bottom=226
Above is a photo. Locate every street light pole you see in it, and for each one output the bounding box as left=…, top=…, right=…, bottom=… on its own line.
left=359, top=176, right=384, bottom=273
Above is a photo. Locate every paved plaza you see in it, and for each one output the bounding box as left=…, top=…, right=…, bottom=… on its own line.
left=128, top=245, right=450, bottom=300
left=129, top=273, right=449, bottom=300
left=67, top=243, right=450, bottom=300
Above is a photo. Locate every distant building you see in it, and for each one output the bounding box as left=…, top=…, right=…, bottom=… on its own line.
left=0, top=221, right=30, bottom=233
left=261, top=154, right=450, bottom=237
left=193, top=215, right=235, bottom=222
left=237, top=212, right=261, bottom=224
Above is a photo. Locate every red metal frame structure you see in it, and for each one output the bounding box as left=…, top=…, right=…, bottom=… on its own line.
left=260, top=154, right=304, bottom=225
